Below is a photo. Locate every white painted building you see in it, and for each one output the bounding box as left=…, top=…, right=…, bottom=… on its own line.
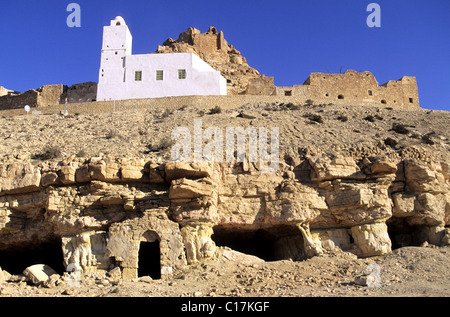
left=96, top=17, right=227, bottom=101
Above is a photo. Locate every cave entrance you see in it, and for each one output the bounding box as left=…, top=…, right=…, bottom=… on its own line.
left=387, top=217, right=428, bottom=249
left=138, top=230, right=161, bottom=279
left=212, top=225, right=306, bottom=262
left=0, top=238, right=65, bottom=275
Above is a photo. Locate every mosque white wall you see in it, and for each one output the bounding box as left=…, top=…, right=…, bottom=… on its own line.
left=97, top=17, right=227, bottom=101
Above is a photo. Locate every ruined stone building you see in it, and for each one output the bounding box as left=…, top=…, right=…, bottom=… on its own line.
left=0, top=86, right=16, bottom=97
left=246, top=70, right=419, bottom=107
left=155, top=26, right=263, bottom=96
left=157, top=26, right=420, bottom=107
left=0, top=82, right=97, bottom=111
left=0, top=84, right=67, bottom=111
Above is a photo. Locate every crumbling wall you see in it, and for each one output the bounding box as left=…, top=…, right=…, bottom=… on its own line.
left=245, top=76, right=277, bottom=96
left=0, top=89, right=39, bottom=110
left=279, top=70, right=419, bottom=107
left=0, top=84, right=63, bottom=110
left=37, top=84, right=64, bottom=107
left=63, top=82, right=98, bottom=103
left=0, top=86, right=15, bottom=97
left=156, top=26, right=263, bottom=95
left=275, top=85, right=311, bottom=98
left=155, top=26, right=420, bottom=106
left=0, top=83, right=97, bottom=111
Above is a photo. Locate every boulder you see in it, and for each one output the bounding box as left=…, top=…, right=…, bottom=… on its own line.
left=351, top=223, right=392, bottom=257
left=23, top=264, right=58, bottom=285
left=366, top=158, right=397, bottom=175
left=404, top=159, right=445, bottom=194
left=169, top=178, right=213, bottom=199
left=309, top=156, right=362, bottom=181
left=0, top=162, right=41, bottom=194
left=108, top=266, right=122, bottom=282
left=41, top=172, right=59, bottom=187
left=165, top=161, right=213, bottom=182
left=120, top=159, right=145, bottom=181
left=58, top=165, right=76, bottom=185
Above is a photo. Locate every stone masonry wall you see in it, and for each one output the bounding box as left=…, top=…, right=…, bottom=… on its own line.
left=63, top=82, right=98, bottom=103
left=0, top=85, right=64, bottom=111
left=0, top=86, right=15, bottom=97
left=0, top=83, right=98, bottom=111
left=37, top=85, right=65, bottom=107
left=241, top=69, right=419, bottom=107
left=0, top=89, right=40, bottom=110
left=284, top=70, right=420, bottom=107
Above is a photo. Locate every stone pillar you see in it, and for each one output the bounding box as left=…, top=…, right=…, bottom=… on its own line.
left=350, top=222, right=392, bottom=257
left=296, top=223, right=323, bottom=258
left=180, top=221, right=216, bottom=264
left=62, top=231, right=109, bottom=274
left=425, top=226, right=446, bottom=246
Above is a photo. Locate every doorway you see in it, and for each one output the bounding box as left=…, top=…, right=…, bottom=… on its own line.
left=138, top=239, right=161, bottom=279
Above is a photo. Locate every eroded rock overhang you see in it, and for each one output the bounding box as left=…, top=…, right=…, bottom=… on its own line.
left=0, top=154, right=449, bottom=279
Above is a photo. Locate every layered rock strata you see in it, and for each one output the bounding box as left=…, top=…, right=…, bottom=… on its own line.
left=0, top=154, right=448, bottom=279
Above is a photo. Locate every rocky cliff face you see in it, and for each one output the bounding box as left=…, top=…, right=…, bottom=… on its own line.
left=155, top=26, right=266, bottom=95
left=0, top=151, right=448, bottom=279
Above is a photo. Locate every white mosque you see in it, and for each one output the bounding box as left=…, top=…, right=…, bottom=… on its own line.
left=96, top=16, right=227, bottom=101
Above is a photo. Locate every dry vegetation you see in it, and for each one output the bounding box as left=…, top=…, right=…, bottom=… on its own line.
left=0, top=101, right=449, bottom=165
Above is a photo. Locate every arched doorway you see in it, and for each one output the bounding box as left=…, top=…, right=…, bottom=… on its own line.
left=137, top=230, right=161, bottom=279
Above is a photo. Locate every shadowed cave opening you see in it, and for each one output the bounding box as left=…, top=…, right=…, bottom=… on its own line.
left=212, top=225, right=306, bottom=262
left=0, top=237, right=65, bottom=275
left=138, top=240, right=161, bottom=279
left=387, top=217, right=428, bottom=249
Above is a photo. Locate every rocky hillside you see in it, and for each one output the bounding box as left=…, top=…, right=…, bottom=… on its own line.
left=155, top=26, right=266, bottom=95
left=0, top=100, right=449, bottom=297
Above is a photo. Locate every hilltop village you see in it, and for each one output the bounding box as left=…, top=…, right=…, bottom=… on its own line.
left=0, top=17, right=419, bottom=111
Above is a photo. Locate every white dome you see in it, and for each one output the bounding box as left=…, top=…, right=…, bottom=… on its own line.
left=111, top=16, right=126, bottom=26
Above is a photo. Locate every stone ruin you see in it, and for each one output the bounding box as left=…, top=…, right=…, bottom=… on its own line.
left=246, top=70, right=419, bottom=107
left=0, top=82, right=98, bottom=111
left=157, top=27, right=420, bottom=107
left=0, top=153, right=448, bottom=281
left=155, top=26, right=264, bottom=96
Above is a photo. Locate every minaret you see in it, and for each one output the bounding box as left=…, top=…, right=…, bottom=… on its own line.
left=97, top=16, right=132, bottom=101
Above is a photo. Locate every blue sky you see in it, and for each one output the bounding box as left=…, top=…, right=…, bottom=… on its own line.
left=0, top=0, right=449, bottom=110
